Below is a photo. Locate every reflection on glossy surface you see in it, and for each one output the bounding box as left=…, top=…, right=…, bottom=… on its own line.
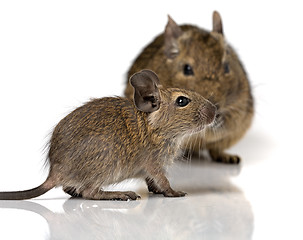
left=0, top=160, right=253, bottom=240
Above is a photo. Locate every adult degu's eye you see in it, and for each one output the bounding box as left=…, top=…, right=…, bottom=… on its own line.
left=176, top=96, right=191, bottom=107
left=223, top=62, right=230, bottom=74
left=183, top=64, right=194, bottom=76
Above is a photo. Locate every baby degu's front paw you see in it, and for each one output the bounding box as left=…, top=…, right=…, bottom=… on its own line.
left=163, top=188, right=187, bottom=198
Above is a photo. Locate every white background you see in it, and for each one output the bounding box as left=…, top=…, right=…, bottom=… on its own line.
left=0, top=1, right=303, bottom=239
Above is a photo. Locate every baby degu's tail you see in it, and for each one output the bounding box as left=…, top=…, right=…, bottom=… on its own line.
left=0, top=177, right=55, bottom=200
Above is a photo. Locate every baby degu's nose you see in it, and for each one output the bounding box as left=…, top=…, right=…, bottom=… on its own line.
left=199, top=102, right=217, bottom=125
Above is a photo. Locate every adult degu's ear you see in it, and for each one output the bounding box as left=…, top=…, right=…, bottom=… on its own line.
left=212, top=11, right=224, bottom=35
left=130, top=70, right=161, bottom=113
left=164, top=15, right=183, bottom=59
left=211, top=11, right=228, bottom=63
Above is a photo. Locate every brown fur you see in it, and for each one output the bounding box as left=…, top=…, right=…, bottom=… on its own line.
left=0, top=70, right=216, bottom=201
left=124, top=12, right=254, bottom=164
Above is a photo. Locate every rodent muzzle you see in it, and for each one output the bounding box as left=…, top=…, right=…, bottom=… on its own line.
left=199, top=103, right=217, bottom=125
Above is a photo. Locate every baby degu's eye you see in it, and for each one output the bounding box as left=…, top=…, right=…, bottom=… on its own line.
left=176, top=96, right=191, bottom=107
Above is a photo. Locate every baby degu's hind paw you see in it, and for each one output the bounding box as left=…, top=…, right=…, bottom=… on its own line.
left=63, top=187, right=83, bottom=198
left=81, top=189, right=141, bottom=201
left=112, top=191, right=141, bottom=201
left=210, top=150, right=241, bottom=164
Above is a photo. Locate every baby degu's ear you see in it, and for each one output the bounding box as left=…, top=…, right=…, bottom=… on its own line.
left=130, top=70, right=161, bottom=113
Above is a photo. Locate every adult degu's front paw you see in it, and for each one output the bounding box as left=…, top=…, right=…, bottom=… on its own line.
left=210, top=150, right=241, bottom=164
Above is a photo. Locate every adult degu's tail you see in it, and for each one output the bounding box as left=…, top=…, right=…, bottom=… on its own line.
left=0, top=177, right=55, bottom=200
